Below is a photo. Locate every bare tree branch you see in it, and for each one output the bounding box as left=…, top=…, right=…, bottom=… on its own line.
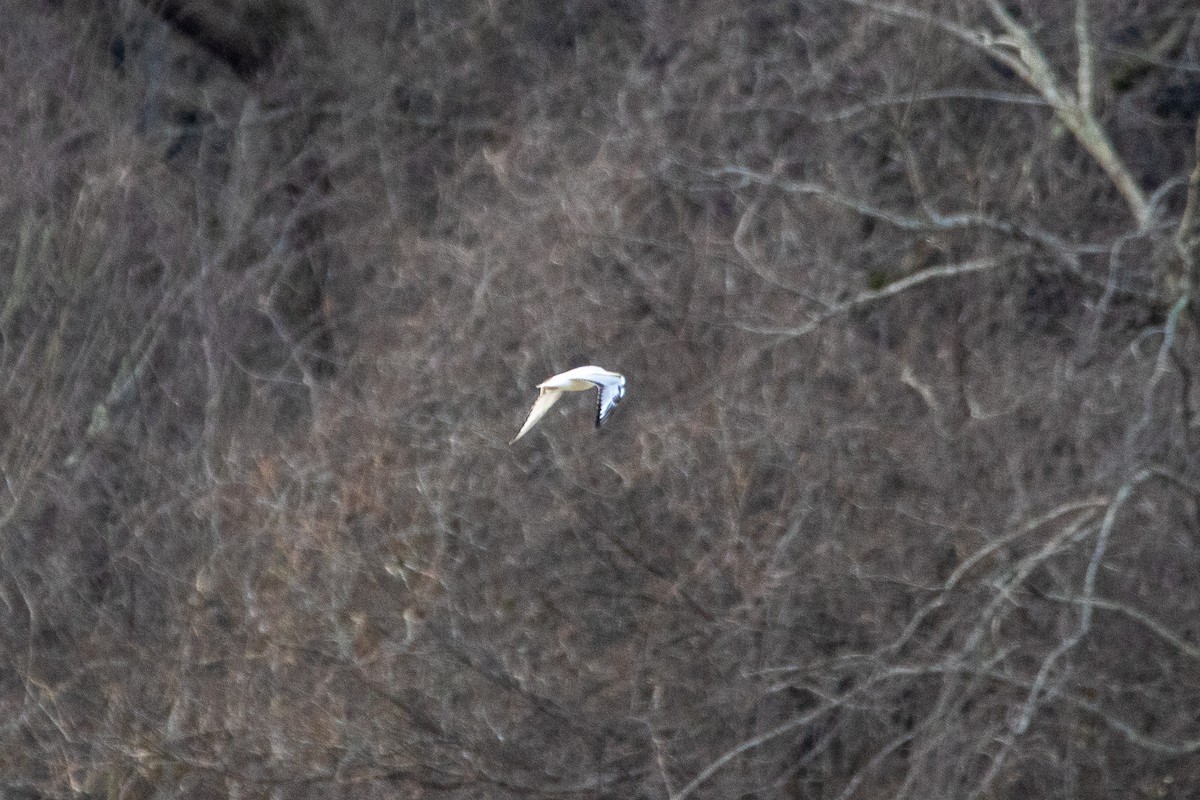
left=703, top=164, right=1099, bottom=269
left=1126, top=292, right=1190, bottom=452
left=1174, top=118, right=1200, bottom=294
left=1074, top=0, right=1094, bottom=112
left=669, top=697, right=842, bottom=800
left=850, top=0, right=1153, bottom=230
left=1045, top=592, right=1200, bottom=662
left=969, top=469, right=1151, bottom=798
left=737, top=257, right=1006, bottom=340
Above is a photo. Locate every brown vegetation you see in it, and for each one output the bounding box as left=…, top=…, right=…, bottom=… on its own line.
left=3, top=1, right=1200, bottom=797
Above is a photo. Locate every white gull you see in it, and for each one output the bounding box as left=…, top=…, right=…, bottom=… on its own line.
left=510, top=365, right=626, bottom=444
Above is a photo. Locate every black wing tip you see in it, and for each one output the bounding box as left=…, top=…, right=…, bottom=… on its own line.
left=595, top=384, right=622, bottom=429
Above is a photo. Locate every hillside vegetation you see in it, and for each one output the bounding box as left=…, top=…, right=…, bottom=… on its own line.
left=2, top=1, right=1200, bottom=797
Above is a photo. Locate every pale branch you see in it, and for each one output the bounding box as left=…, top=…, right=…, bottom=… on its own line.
left=838, top=651, right=1016, bottom=800
left=960, top=663, right=1200, bottom=756
left=1062, top=106, right=1154, bottom=232
left=707, top=165, right=942, bottom=232
left=1080, top=228, right=1138, bottom=362
left=833, top=729, right=915, bottom=800
left=1054, top=696, right=1200, bottom=757
left=882, top=506, right=1102, bottom=793
left=845, top=1, right=1025, bottom=75
left=969, top=469, right=1151, bottom=799
left=1174, top=118, right=1200, bottom=291
left=669, top=661, right=998, bottom=800
left=814, top=89, right=1048, bottom=122
left=704, top=164, right=1099, bottom=270
left=736, top=257, right=1005, bottom=340
left=871, top=659, right=1200, bottom=758
left=668, top=699, right=840, bottom=800
left=978, top=0, right=1065, bottom=102
left=1045, top=592, right=1200, bottom=662
left=850, top=0, right=1153, bottom=230
left=977, top=0, right=1151, bottom=228
left=900, top=365, right=942, bottom=423
left=1125, top=292, right=1189, bottom=453
left=960, top=514, right=1095, bottom=655
left=1074, top=0, right=1094, bottom=112
left=882, top=499, right=1107, bottom=660
left=756, top=501, right=1108, bottom=796
left=1147, top=465, right=1200, bottom=499
left=645, top=683, right=677, bottom=798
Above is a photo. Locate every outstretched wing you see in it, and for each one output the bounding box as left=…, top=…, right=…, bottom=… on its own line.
left=510, top=388, right=564, bottom=444
left=594, top=380, right=624, bottom=428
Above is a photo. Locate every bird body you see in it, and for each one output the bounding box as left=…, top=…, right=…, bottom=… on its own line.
left=510, top=365, right=625, bottom=444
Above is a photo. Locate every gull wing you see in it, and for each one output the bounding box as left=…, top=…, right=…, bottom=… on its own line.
left=510, top=387, right=564, bottom=444
left=594, top=379, right=624, bottom=428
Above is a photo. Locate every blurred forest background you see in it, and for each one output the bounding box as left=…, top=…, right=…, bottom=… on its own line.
left=3, top=1, right=1200, bottom=798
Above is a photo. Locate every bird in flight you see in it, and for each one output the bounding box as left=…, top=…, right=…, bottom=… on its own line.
left=510, top=365, right=626, bottom=444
